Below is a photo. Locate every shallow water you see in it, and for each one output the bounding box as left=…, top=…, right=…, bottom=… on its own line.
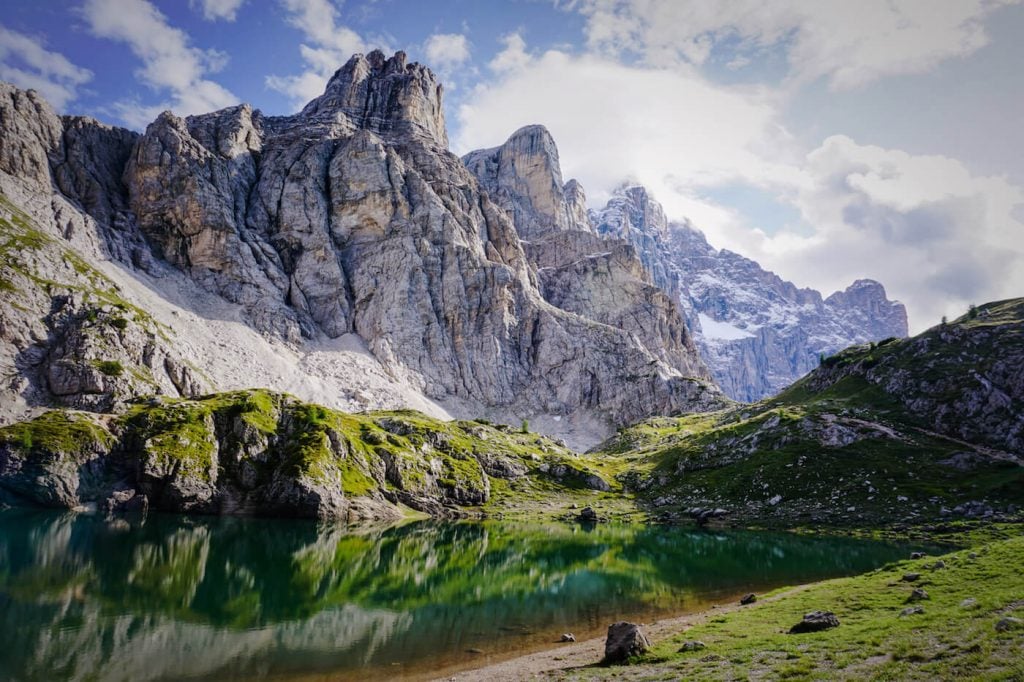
left=0, top=509, right=918, bottom=681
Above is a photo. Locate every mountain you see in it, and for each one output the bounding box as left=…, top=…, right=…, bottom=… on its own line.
left=591, top=185, right=909, bottom=402
left=463, top=125, right=709, bottom=380
left=0, top=51, right=723, bottom=450
left=596, top=298, right=1024, bottom=525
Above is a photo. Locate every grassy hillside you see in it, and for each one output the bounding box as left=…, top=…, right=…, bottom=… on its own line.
left=592, top=299, right=1024, bottom=526
left=572, top=530, right=1024, bottom=681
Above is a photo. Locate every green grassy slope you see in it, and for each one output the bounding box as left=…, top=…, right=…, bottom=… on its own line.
left=571, top=530, right=1024, bottom=681
left=591, top=299, right=1024, bottom=526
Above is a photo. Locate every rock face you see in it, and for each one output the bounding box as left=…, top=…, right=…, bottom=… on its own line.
left=0, top=52, right=723, bottom=446
left=592, top=184, right=909, bottom=402
left=464, top=126, right=712, bottom=382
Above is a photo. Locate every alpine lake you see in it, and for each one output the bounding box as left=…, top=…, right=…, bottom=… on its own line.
left=0, top=509, right=927, bottom=681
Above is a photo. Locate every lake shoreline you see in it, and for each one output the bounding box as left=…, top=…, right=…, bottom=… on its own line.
left=429, top=584, right=814, bottom=681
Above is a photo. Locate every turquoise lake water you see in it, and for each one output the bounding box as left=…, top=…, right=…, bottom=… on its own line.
left=0, top=509, right=920, bottom=680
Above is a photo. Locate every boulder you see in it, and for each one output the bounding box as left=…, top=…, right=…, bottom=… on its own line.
left=603, top=621, right=650, bottom=663
left=907, top=588, right=930, bottom=603
left=789, top=611, right=840, bottom=634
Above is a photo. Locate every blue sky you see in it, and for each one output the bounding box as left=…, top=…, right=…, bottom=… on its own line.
left=1, top=0, right=1022, bottom=331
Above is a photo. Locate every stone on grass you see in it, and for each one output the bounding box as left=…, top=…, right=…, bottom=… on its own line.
left=678, top=640, right=706, bottom=652
left=960, top=598, right=978, bottom=609
left=560, top=633, right=576, bottom=642
left=907, top=588, right=929, bottom=602
left=578, top=506, right=599, bottom=523
left=930, top=560, right=946, bottom=570
left=901, top=573, right=921, bottom=582
left=995, top=617, right=1022, bottom=632
left=910, top=552, right=926, bottom=560
left=603, top=621, right=650, bottom=663
left=740, top=593, right=757, bottom=605
left=789, top=611, right=840, bottom=634
left=900, top=606, right=925, bottom=617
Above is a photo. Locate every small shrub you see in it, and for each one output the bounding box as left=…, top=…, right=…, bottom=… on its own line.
left=17, top=429, right=32, bottom=451
left=967, top=304, right=978, bottom=320
left=96, top=360, right=124, bottom=377
left=521, top=419, right=529, bottom=434
left=941, top=315, right=948, bottom=326
left=109, top=317, right=129, bottom=331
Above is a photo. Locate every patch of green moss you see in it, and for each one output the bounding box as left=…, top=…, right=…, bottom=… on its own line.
left=94, top=360, right=124, bottom=377
left=121, top=400, right=217, bottom=481
left=0, top=411, right=114, bottom=459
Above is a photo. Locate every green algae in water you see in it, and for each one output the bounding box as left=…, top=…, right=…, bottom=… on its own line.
left=0, top=509, right=926, bottom=681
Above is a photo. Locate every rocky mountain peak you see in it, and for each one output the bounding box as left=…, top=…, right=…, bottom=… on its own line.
left=825, top=279, right=909, bottom=338
left=462, top=124, right=593, bottom=238
left=301, top=49, right=447, bottom=147
left=593, top=183, right=670, bottom=240
left=590, top=181, right=909, bottom=402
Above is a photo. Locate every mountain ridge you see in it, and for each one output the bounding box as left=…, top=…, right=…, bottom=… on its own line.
left=0, top=51, right=723, bottom=450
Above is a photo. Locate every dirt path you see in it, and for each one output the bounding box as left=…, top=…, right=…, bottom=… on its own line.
left=430, top=584, right=814, bottom=681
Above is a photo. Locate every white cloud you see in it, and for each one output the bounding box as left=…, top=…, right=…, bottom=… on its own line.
left=191, top=0, right=246, bottom=22
left=745, top=136, right=1024, bottom=331
left=488, top=32, right=531, bottom=73
left=457, top=35, right=1024, bottom=333
left=82, top=0, right=238, bottom=127
left=423, top=33, right=470, bottom=70
left=456, top=43, right=803, bottom=217
left=0, top=25, right=93, bottom=109
left=574, top=0, right=1019, bottom=90
left=266, top=0, right=368, bottom=109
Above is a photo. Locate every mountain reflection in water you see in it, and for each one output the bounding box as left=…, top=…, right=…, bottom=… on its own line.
left=0, top=509, right=916, bottom=681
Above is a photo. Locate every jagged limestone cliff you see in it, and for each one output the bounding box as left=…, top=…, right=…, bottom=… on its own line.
left=0, top=52, right=724, bottom=450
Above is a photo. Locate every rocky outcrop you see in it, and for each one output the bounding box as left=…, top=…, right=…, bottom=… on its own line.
left=0, top=390, right=612, bottom=520
left=592, top=184, right=909, bottom=402
left=809, top=299, right=1024, bottom=455
left=0, top=53, right=723, bottom=445
left=463, top=125, right=593, bottom=238
left=601, top=297, right=1024, bottom=526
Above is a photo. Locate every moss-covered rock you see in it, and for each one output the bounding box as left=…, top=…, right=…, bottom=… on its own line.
left=0, top=390, right=608, bottom=520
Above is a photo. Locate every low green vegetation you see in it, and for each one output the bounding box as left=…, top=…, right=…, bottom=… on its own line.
left=0, top=410, right=114, bottom=459
left=590, top=298, right=1024, bottom=526
left=576, top=531, right=1024, bottom=681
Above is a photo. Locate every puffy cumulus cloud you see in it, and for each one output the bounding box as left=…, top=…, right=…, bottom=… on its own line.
left=455, top=41, right=805, bottom=227
left=423, top=33, right=470, bottom=70
left=753, top=136, right=1024, bottom=331
left=82, top=0, right=238, bottom=128
left=266, top=0, right=380, bottom=109
left=0, top=25, right=93, bottom=109
left=574, top=0, right=1019, bottom=90
left=190, top=0, right=246, bottom=22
